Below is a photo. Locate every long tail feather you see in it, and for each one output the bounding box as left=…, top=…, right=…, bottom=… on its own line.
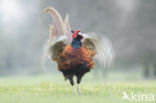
left=64, top=15, right=72, bottom=44
left=44, top=7, right=65, bottom=44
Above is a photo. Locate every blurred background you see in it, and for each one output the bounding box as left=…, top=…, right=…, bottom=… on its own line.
left=0, top=0, right=156, bottom=80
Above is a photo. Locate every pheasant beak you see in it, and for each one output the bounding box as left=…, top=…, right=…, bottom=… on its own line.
left=78, top=32, right=84, bottom=40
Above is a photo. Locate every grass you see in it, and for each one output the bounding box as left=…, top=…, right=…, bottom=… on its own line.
left=0, top=74, right=156, bottom=103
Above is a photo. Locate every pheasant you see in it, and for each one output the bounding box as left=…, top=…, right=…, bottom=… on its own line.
left=43, top=7, right=113, bottom=94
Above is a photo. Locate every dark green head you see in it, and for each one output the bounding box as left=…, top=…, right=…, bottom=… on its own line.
left=71, top=30, right=83, bottom=48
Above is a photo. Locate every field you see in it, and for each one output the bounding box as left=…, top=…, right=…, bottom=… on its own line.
left=0, top=74, right=156, bottom=103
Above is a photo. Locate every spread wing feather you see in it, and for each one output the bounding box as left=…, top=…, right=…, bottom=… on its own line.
left=82, top=33, right=114, bottom=67
left=48, top=36, right=66, bottom=61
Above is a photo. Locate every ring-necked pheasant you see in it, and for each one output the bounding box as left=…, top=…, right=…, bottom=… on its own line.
left=43, top=7, right=113, bottom=94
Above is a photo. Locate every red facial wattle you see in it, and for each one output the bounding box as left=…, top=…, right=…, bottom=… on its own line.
left=72, top=30, right=80, bottom=39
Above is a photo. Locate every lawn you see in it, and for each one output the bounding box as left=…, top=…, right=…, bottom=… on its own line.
left=0, top=74, right=156, bottom=103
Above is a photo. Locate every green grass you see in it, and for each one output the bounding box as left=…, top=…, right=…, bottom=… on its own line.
left=0, top=74, right=156, bottom=103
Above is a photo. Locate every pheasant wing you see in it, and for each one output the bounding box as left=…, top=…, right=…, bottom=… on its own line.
left=82, top=33, right=114, bottom=67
